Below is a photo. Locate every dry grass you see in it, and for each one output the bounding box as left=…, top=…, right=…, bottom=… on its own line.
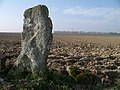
left=0, top=33, right=120, bottom=46
left=53, top=34, right=120, bottom=46
left=0, top=33, right=21, bottom=41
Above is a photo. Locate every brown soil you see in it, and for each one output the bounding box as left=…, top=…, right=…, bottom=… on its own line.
left=0, top=33, right=120, bottom=89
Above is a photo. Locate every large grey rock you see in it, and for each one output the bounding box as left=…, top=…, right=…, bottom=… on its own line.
left=9, top=5, right=52, bottom=76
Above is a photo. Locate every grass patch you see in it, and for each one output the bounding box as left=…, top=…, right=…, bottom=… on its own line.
left=114, top=80, right=120, bottom=90
left=14, top=69, right=74, bottom=90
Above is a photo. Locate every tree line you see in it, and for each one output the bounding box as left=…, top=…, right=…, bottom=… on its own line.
left=54, top=31, right=120, bottom=35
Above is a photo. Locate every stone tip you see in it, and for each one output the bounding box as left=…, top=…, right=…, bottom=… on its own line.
left=24, top=4, right=49, bottom=18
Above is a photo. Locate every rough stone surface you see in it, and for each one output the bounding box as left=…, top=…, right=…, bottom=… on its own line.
left=9, top=5, right=52, bottom=76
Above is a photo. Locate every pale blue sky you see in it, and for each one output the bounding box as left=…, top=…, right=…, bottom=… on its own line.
left=0, top=0, right=120, bottom=32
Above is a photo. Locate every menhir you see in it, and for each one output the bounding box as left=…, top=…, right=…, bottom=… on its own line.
left=8, top=5, right=53, bottom=77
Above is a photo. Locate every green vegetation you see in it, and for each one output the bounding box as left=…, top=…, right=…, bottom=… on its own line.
left=67, top=66, right=100, bottom=90
left=114, top=80, right=120, bottom=90
left=14, top=69, right=74, bottom=90
left=68, top=66, right=97, bottom=85
left=1, top=66, right=119, bottom=90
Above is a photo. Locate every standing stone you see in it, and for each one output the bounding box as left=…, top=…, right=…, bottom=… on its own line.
left=9, top=5, right=53, bottom=77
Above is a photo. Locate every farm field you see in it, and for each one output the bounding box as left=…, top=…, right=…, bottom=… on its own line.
left=51, top=34, right=120, bottom=86
left=0, top=33, right=120, bottom=89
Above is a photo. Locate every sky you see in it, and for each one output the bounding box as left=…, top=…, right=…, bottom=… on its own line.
left=0, top=0, right=120, bottom=33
